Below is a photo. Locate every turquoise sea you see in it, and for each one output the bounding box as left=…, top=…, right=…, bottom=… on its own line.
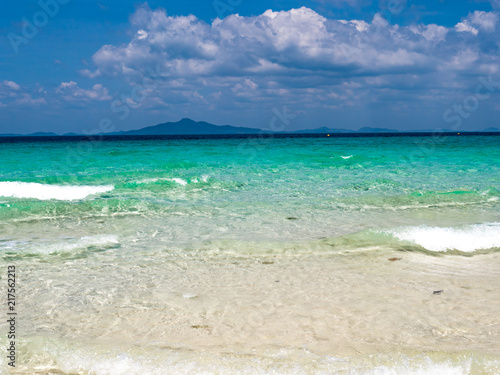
left=1, top=134, right=499, bottom=374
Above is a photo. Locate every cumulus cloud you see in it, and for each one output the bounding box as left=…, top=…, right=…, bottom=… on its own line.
left=455, top=11, right=498, bottom=36
left=84, top=6, right=499, bottom=85
left=455, top=21, right=479, bottom=36
left=0, top=80, right=49, bottom=108
left=63, top=6, right=500, bottom=129
left=56, top=81, right=112, bottom=101
left=469, top=10, right=498, bottom=32
left=410, top=24, right=448, bottom=43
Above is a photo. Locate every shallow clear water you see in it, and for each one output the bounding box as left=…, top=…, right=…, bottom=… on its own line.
left=0, top=135, right=499, bottom=374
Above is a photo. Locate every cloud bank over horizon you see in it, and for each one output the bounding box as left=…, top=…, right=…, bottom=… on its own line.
left=2, top=3, right=500, bottom=133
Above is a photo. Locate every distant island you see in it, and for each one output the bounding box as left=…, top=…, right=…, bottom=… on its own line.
left=1, top=118, right=499, bottom=136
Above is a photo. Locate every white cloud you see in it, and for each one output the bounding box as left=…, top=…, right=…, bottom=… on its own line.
left=86, top=5, right=441, bottom=82
left=455, top=21, right=479, bottom=36
left=445, top=49, right=480, bottom=71
left=3, top=80, right=21, bottom=90
left=56, top=81, right=112, bottom=101
left=469, top=11, right=498, bottom=32
left=64, top=5, right=500, bottom=122
left=339, top=19, right=369, bottom=32
left=410, top=24, right=448, bottom=43
left=16, top=93, right=46, bottom=105
left=4, top=5, right=500, bottom=133
left=371, top=12, right=389, bottom=28
left=0, top=80, right=49, bottom=109
left=80, top=69, right=101, bottom=79
left=137, top=29, right=148, bottom=39
left=58, top=81, right=77, bottom=90
left=454, top=11, right=498, bottom=35
left=232, top=78, right=258, bottom=96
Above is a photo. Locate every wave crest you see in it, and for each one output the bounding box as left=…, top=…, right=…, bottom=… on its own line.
left=0, top=182, right=114, bottom=200
left=382, top=223, right=500, bottom=253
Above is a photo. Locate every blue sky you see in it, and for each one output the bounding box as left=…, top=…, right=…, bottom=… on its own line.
left=1, top=0, right=499, bottom=133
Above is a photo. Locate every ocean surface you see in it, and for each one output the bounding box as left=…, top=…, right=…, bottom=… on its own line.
left=0, top=134, right=499, bottom=374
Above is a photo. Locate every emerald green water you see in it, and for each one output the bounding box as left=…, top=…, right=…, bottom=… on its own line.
left=1, top=136, right=499, bottom=250
left=0, top=135, right=499, bottom=374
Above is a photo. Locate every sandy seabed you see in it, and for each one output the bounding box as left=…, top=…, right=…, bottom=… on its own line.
left=6, top=248, right=500, bottom=374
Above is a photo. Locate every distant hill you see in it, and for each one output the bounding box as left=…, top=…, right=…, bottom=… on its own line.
left=0, top=132, right=58, bottom=137
left=293, top=127, right=352, bottom=133
left=357, top=127, right=398, bottom=133
left=29, top=132, right=59, bottom=136
left=405, top=128, right=453, bottom=133
left=111, top=118, right=265, bottom=135
left=111, top=120, right=402, bottom=135
left=1, top=119, right=499, bottom=136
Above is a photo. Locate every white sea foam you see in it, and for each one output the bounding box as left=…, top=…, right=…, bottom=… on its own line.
left=384, top=223, right=500, bottom=252
left=341, top=155, right=353, bottom=159
left=135, top=178, right=162, bottom=184
left=0, top=235, right=119, bottom=255
left=25, top=343, right=481, bottom=375
left=171, top=178, right=188, bottom=186
left=0, top=182, right=114, bottom=200
left=39, top=235, right=119, bottom=254
left=134, top=177, right=195, bottom=185
left=357, top=358, right=472, bottom=375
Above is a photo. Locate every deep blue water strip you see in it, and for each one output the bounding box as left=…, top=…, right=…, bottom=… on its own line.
left=0, top=132, right=499, bottom=143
